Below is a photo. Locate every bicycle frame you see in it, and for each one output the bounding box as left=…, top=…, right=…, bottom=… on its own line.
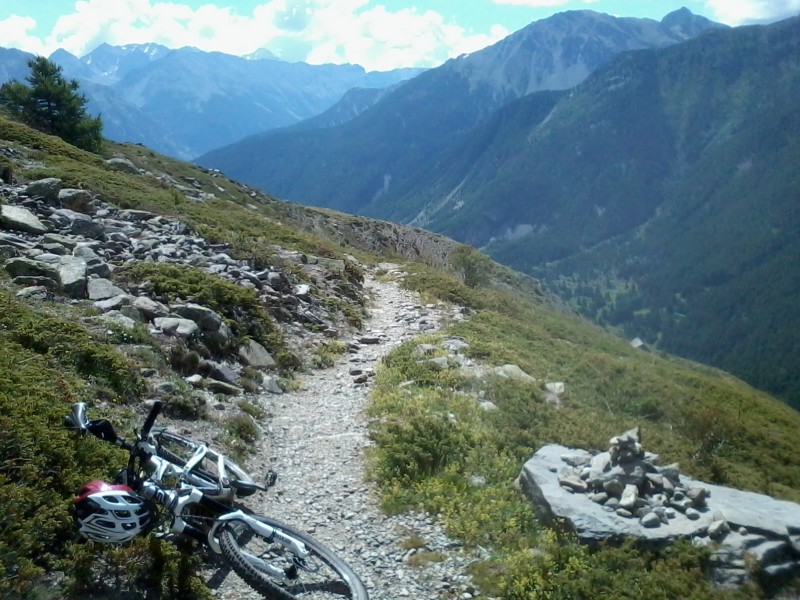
left=143, top=442, right=234, bottom=498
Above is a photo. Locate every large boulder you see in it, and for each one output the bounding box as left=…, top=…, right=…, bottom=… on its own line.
left=51, top=209, right=105, bottom=239
left=105, top=158, right=138, bottom=174
left=87, top=278, right=126, bottom=300
left=238, top=339, right=277, bottom=369
left=24, top=177, right=62, bottom=202
left=57, top=257, right=88, bottom=298
left=171, top=303, right=222, bottom=331
left=3, top=257, right=60, bottom=280
left=154, top=317, right=199, bottom=338
left=132, top=296, right=170, bottom=320
left=493, top=363, right=536, bottom=383
left=58, top=189, right=94, bottom=213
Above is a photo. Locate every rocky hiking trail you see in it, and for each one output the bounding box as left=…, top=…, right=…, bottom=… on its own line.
left=0, top=175, right=484, bottom=598
left=211, top=265, right=485, bottom=600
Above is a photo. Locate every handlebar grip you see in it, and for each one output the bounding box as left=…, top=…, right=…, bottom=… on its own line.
left=140, top=400, right=163, bottom=438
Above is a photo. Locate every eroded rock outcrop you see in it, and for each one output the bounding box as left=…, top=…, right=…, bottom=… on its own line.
left=518, top=429, right=800, bottom=586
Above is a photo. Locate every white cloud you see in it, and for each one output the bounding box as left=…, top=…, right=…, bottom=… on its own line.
left=0, top=14, right=48, bottom=56
left=16, top=0, right=507, bottom=71
left=491, top=0, right=598, bottom=6
left=492, top=0, right=567, bottom=5
left=302, top=3, right=508, bottom=71
left=705, top=0, right=800, bottom=24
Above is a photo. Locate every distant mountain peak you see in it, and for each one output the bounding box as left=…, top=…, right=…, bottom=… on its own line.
left=667, top=6, right=693, bottom=16
left=244, top=48, right=281, bottom=61
left=661, top=6, right=727, bottom=37
left=49, top=48, right=79, bottom=61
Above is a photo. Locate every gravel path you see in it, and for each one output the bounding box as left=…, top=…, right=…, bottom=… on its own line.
left=211, top=265, right=484, bottom=600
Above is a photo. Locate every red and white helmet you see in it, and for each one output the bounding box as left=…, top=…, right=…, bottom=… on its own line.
left=73, top=480, right=155, bottom=543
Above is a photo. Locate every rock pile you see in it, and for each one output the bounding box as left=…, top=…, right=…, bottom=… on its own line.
left=518, top=430, right=800, bottom=586
left=0, top=176, right=364, bottom=397
left=556, top=427, right=709, bottom=525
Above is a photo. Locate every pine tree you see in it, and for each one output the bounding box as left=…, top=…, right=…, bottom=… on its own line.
left=0, top=56, right=102, bottom=152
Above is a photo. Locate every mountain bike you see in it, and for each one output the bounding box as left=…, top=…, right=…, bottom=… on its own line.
left=65, top=400, right=369, bottom=599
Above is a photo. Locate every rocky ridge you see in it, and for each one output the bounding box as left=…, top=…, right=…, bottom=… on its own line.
left=0, top=174, right=367, bottom=399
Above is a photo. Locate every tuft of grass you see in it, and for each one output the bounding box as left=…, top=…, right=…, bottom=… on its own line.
left=310, top=339, right=348, bottom=368
left=237, top=398, right=266, bottom=419
left=224, top=413, right=260, bottom=444
left=406, top=551, right=446, bottom=568
left=399, top=533, right=427, bottom=550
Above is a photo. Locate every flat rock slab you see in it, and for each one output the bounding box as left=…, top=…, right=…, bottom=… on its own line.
left=1, top=205, right=49, bottom=234
left=519, top=444, right=800, bottom=544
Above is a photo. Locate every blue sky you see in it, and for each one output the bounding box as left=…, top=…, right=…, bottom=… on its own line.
left=1, top=0, right=798, bottom=71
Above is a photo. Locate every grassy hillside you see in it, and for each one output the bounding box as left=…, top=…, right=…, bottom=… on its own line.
left=369, top=265, right=800, bottom=598
left=1, top=116, right=798, bottom=598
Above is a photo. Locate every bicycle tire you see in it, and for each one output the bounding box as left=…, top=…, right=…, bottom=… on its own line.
left=152, top=429, right=258, bottom=496
left=219, top=515, right=369, bottom=600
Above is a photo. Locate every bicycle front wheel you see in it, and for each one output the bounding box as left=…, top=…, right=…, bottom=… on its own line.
left=219, top=515, right=369, bottom=599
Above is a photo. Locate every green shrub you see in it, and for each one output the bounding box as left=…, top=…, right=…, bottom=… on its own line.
left=163, top=391, right=207, bottom=420
left=499, top=534, right=739, bottom=600
left=169, top=344, right=202, bottom=376
left=0, top=339, right=120, bottom=596
left=311, top=339, right=347, bottom=368
left=0, top=291, right=143, bottom=403
left=237, top=398, right=265, bottom=419
left=63, top=538, right=212, bottom=599
left=0, top=156, right=12, bottom=185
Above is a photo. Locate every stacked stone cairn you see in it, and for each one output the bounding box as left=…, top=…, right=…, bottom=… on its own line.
left=558, top=427, right=713, bottom=529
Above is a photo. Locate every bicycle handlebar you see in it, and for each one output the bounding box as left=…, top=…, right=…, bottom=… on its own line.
left=66, top=401, right=159, bottom=454
left=140, top=400, right=163, bottom=439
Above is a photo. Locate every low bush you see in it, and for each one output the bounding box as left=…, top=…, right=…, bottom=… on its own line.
left=310, top=339, right=347, bottom=368
left=120, top=263, right=288, bottom=366
left=0, top=290, right=207, bottom=597
left=225, top=413, right=260, bottom=444
left=0, top=292, right=144, bottom=403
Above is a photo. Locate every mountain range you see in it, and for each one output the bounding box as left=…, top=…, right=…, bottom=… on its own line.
left=396, top=16, right=800, bottom=407
left=196, top=10, right=799, bottom=407
left=0, top=43, right=423, bottom=159
left=197, top=8, right=724, bottom=213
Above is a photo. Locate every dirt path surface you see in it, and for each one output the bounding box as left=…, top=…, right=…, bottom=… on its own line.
left=211, top=265, right=484, bottom=600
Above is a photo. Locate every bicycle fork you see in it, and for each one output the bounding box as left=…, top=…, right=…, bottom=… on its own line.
left=140, top=483, right=310, bottom=582
left=208, top=512, right=311, bottom=580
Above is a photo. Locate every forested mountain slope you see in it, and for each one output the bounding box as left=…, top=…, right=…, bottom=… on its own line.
left=380, top=17, right=800, bottom=407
